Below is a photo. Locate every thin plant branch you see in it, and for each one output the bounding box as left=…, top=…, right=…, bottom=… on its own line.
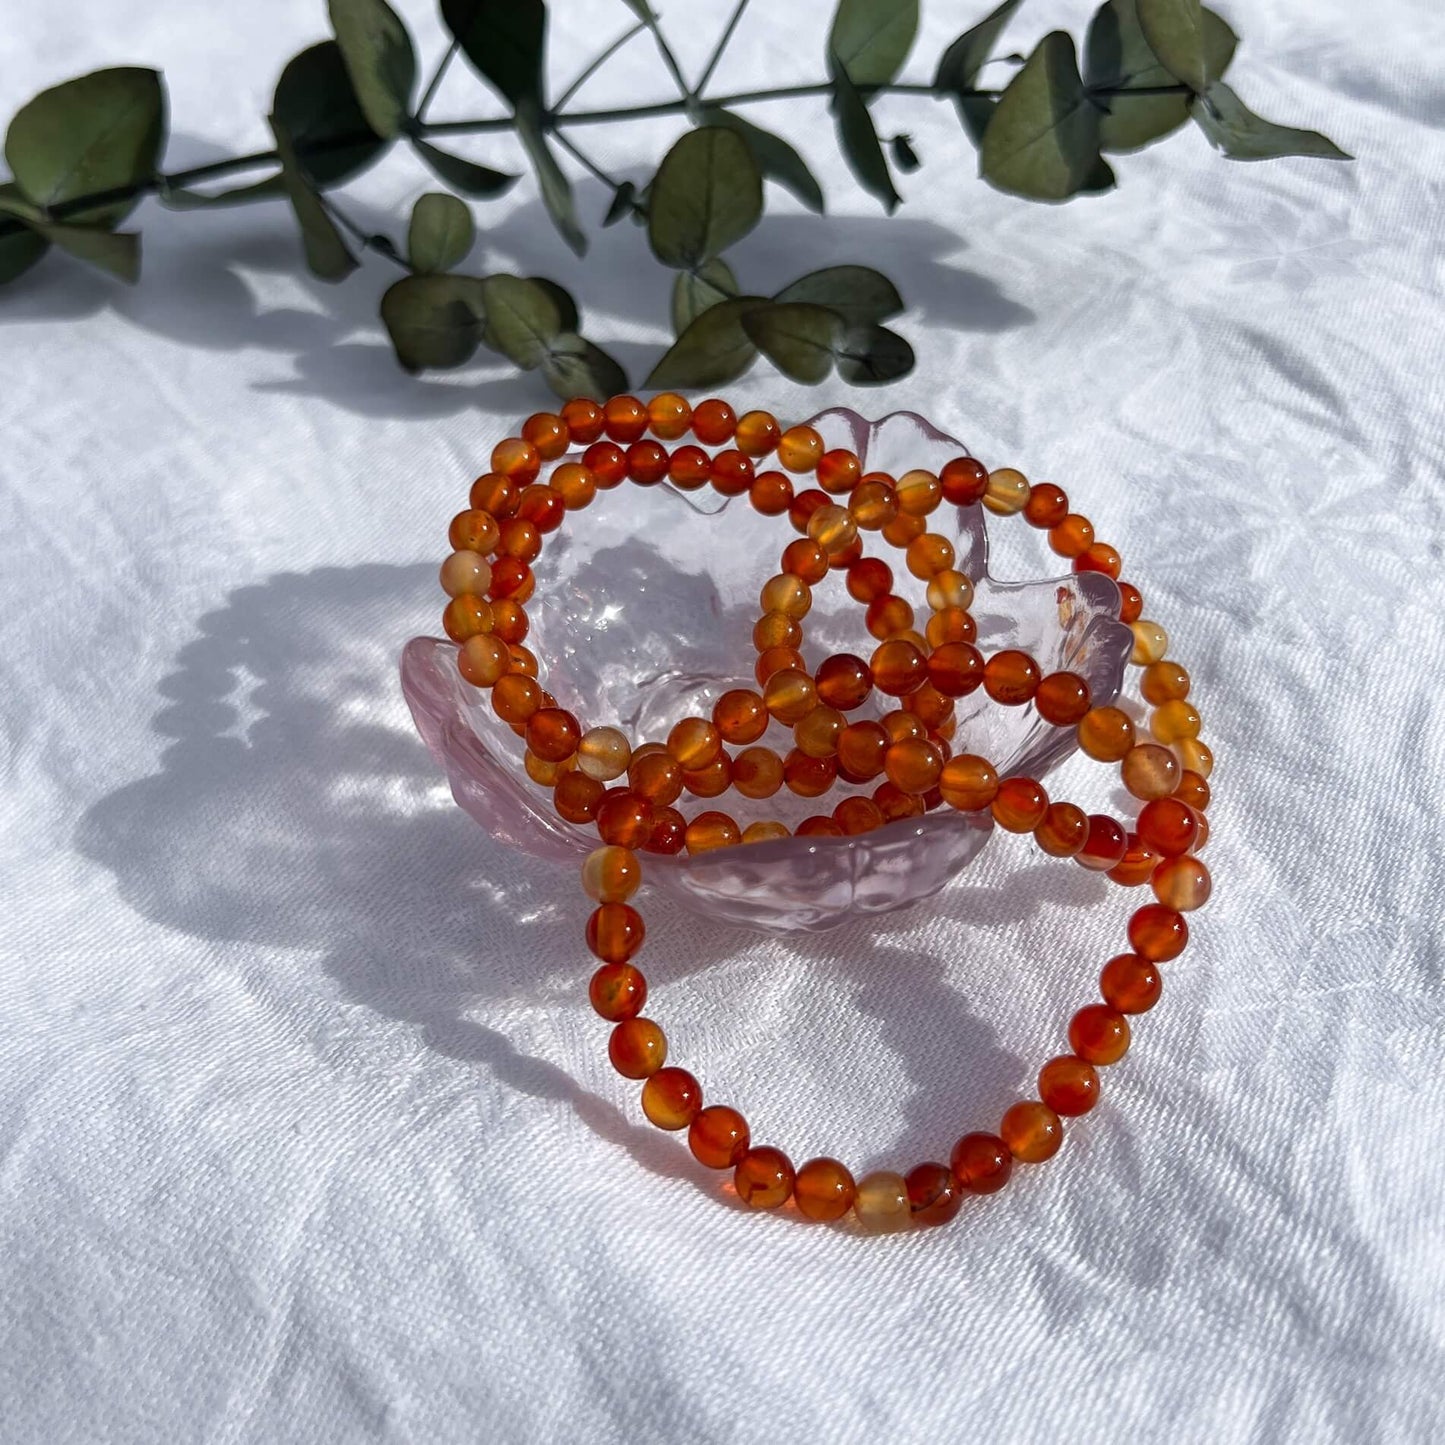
left=553, top=20, right=649, bottom=113
left=694, top=0, right=750, bottom=98
left=415, top=40, right=459, bottom=124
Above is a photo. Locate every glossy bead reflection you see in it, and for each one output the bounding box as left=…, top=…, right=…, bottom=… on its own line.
left=795, top=1157, right=857, bottom=1222
left=1000, top=1100, right=1064, bottom=1163
left=734, top=1146, right=795, bottom=1209
left=689, top=1105, right=750, bottom=1169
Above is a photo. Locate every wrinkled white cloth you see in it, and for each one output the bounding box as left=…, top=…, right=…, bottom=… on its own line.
left=2, top=1, right=1443, bottom=1441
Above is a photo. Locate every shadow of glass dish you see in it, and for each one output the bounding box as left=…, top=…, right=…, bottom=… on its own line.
left=403, top=410, right=1134, bottom=931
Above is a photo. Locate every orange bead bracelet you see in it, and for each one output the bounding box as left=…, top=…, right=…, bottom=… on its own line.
left=435, top=393, right=1213, bottom=1231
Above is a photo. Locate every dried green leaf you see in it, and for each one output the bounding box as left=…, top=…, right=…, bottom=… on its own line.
left=328, top=0, right=416, bottom=139
left=935, top=0, right=1023, bottom=146
left=380, top=272, right=488, bottom=370
left=742, top=301, right=843, bottom=384
left=408, top=191, right=473, bottom=273
left=480, top=273, right=564, bottom=368
left=828, top=48, right=900, bottom=213
left=698, top=107, right=825, bottom=213
left=603, top=181, right=639, bottom=226
left=1086, top=1, right=1236, bottom=151
left=773, top=265, right=902, bottom=328
left=516, top=106, right=586, bottom=255
left=1191, top=82, right=1350, bottom=161
left=671, top=258, right=737, bottom=335
left=4, top=67, right=165, bottom=225
left=835, top=322, right=914, bottom=384
left=981, top=32, right=1101, bottom=200
left=648, top=126, right=762, bottom=270
left=890, top=135, right=921, bottom=172
left=541, top=333, right=629, bottom=402
left=0, top=214, right=48, bottom=285
left=645, top=296, right=765, bottom=389
left=268, top=112, right=359, bottom=281
left=441, top=0, right=547, bottom=111
left=529, top=277, right=579, bottom=333
left=411, top=138, right=518, bottom=198
left=273, top=42, right=386, bottom=186
left=828, top=0, right=919, bottom=87
left=1137, top=0, right=1207, bottom=93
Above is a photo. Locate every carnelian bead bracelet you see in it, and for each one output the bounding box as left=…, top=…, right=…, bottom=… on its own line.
left=437, top=393, right=1214, bottom=1231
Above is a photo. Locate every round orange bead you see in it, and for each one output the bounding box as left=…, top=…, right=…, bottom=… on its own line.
left=641, top=1067, right=702, bottom=1129
left=1077, top=814, right=1127, bottom=871
left=777, top=424, right=823, bottom=473
left=940, top=455, right=989, bottom=506
left=1108, top=831, right=1162, bottom=887
left=734, top=409, right=781, bottom=457
left=560, top=396, right=604, bottom=443
left=628, top=751, right=684, bottom=806
left=871, top=638, right=928, bottom=696
left=1078, top=706, right=1136, bottom=762
left=849, top=478, right=898, bottom=530
left=449, top=508, right=501, bottom=554
left=1038, top=1055, right=1099, bottom=1116
left=884, top=737, right=944, bottom=792
left=782, top=537, right=829, bottom=583
left=684, top=754, right=733, bottom=798
left=580, top=844, right=641, bottom=902
left=905, top=1162, right=963, bottom=1225
left=710, top=449, right=754, bottom=495
left=1048, top=513, right=1094, bottom=558
left=521, top=411, right=569, bottom=460
left=927, top=641, right=984, bottom=697
left=589, top=961, right=646, bottom=1021
left=1023, top=481, right=1068, bottom=527
left=691, top=397, right=737, bottom=444
left=713, top=689, right=768, bottom=744
left=470, top=472, right=517, bottom=516
left=443, top=595, right=494, bottom=643
left=1141, top=660, right=1191, bottom=705
left=794, top=706, right=845, bottom=760
left=939, top=753, right=998, bottom=811
left=983, top=650, right=1042, bottom=706
left=552, top=462, right=598, bottom=510
left=749, top=470, right=793, bottom=515
left=493, top=673, right=542, bottom=723
left=667, top=445, right=711, bottom=490
left=1034, top=801, right=1088, bottom=857
left=926, top=607, right=976, bottom=649
left=895, top=468, right=942, bottom=516
left=763, top=667, right=818, bottom=724
left=595, top=789, right=655, bottom=849
left=667, top=716, right=722, bottom=770
left=491, top=436, right=540, bottom=484
left=586, top=902, right=644, bottom=963
left=833, top=795, right=885, bottom=834
left=685, top=811, right=742, bottom=853
left=1121, top=743, right=1181, bottom=800
left=1100, top=953, right=1162, bottom=1013
left=525, top=707, right=581, bottom=762
left=755, top=645, right=805, bottom=686
left=816, top=448, right=861, bottom=494
left=950, top=1132, right=1013, bottom=1194
left=1000, top=1100, right=1064, bottom=1163
left=457, top=634, right=509, bottom=686
left=734, top=1146, right=794, bottom=1209
left=905, top=533, right=955, bottom=579
left=1137, top=797, right=1198, bottom=856
left=815, top=653, right=873, bottom=711
left=1035, top=671, right=1091, bottom=725
left=865, top=594, right=915, bottom=640
left=1068, top=1004, right=1131, bottom=1065
left=646, top=807, right=686, bottom=855
left=783, top=748, right=835, bottom=797
left=1174, top=769, right=1211, bottom=812
left=554, top=769, right=603, bottom=823
left=991, top=776, right=1049, bottom=832
left=646, top=391, right=691, bottom=439
left=732, top=746, right=784, bottom=799
left=689, top=1105, right=750, bottom=1169
left=1075, top=541, right=1122, bottom=578
left=1128, top=904, right=1188, bottom=961
left=609, top=1017, right=666, bottom=1078
left=1152, top=855, right=1212, bottom=911
left=836, top=720, right=890, bottom=781
left=602, top=394, right=649, bottom=442
left=794, top=1157, right=857, bottom=1222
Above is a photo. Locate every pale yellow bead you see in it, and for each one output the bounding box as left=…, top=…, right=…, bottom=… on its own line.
left=1151, top=698, right=1201, bottom=744
left=983, top=466, right=1029, bottom=515
left=854, top=1171, right=911, bottom=1232
left=581, top=845, right=642, bottom=903
left=806, top=504, right=858, bottom=557
left=1175, top=737, right=1214, bottom=778
left=577, top=725, right=631, bottom=781
left=925, top=568, right=974, bottom=612
left=1120, top=743, right=1180, bottom=800
left=1130, top=619, right=1169, bottom=666
left=457, top=634, right=509, bottom=687
left=440, top=549, right=494, bottom=597
left=759, top=573, right=812, bottom=619
left=894, top=469, right=942, bottom=517
left=742, top=820, right=790, bottom=844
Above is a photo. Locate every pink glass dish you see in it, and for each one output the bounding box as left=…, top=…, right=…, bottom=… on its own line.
left=401, top=409, right=1133, bottom=931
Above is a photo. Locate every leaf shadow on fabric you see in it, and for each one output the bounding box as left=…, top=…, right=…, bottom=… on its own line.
left=1, top=147, right=1033, bottom=422
left=74, top=556, right=1110, bottom=1223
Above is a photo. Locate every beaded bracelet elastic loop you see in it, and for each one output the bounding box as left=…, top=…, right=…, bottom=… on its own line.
left=433, top=392, right=1213, bottom=1231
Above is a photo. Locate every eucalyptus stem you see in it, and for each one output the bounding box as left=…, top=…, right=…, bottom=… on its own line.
left=554, top=20, right=648, bottom=112
left=415, top=41, right=458, bottom=124
left=695, top=0, right=750, bottom=97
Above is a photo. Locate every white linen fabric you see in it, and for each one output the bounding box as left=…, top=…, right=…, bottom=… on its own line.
left=2, top=1, right=1443, bottom=1441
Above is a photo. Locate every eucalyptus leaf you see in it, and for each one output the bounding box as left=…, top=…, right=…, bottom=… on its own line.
left=5, top=67, right=165, bottom=225
left=529, top=277, right=579, bottom=333
left=441, top=0, right=547, bottom=111
left=379, top=272, right=488, bottom=370
left=645, top=296, right=766, bottom=389
left=603, top=181, right=638, bottom=226
left=698, top=107, right=825, bottom=213
left=273, top=42, right=386, bottom=186
left=327, top=0, right=416, bottom=139
left=981, top=32, right=1101, bottom=200
left=828, top=49, right=900, bottom=213
left=1086, top=1, right=1237, bottom=151
left=671, top=258, right=737, bottom=335
left=828, top=0, right=919, bottom=87
left=408, top=191, right=473, bottom=273
left=835, top=322, right=914, bottom=383
left=157, top=174, right=288, bottom=208
left=889, top=135, right=921, bottom=172
left=1192, top=82, right=1350, bottom=161
left=648, top=126, right=762, bottom=270
left=480, top=273, right=564, bottom=368
left=0, top=209, right=48, bottom=285
left=268, top=112, right=359, bottom=280
left=540, top=333, right=629, bottom=402
left=516, top=106, right=586, bottom=256
left=773, top=265, right=902, bottom=328
left=31, top=221, right=141, bottom=282
left=1137, top=0, right=1208, bottom=93
left=934, top=0, right=1021, bottom=145
left=411, top=138, right=518, bottom=197
left=742, top=301, right=843, bottom=384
